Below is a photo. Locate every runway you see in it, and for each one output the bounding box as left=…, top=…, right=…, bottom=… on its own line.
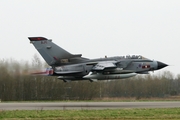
left=0, top=102, right=180, bottom=110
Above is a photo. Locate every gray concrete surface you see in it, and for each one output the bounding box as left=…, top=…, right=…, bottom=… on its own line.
left=0, top=102, right=180, bottom=110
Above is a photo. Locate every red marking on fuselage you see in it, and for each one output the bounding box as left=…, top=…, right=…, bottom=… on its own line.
left=142, top=65, right=150, bottom=69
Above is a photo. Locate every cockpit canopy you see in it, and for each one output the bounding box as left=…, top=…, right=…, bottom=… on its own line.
left=120, top=55, right=147, bottom=59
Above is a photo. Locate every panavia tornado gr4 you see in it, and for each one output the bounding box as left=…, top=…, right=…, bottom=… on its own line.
left=29, top=37, right=168, bottom=82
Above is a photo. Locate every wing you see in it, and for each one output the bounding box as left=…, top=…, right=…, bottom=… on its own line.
left=91, top=61, right=117, bottom=71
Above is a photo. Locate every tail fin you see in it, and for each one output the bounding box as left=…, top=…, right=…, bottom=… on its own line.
left=28, top=37, right=87, bottom=66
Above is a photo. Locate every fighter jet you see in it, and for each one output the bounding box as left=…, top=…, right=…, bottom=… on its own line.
left=28, top=37, right=168, bottom=82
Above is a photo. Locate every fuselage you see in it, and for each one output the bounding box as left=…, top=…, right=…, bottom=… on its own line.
left=52, top=55, right=161, bottom=81
left=28, top=37, right=168, bottom=82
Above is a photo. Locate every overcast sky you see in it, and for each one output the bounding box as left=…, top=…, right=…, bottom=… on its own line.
left=0, top=0, right=180, bottom=76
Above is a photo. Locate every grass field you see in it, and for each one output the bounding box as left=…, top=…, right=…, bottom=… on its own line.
left=1, top=108, right=180, bottom=120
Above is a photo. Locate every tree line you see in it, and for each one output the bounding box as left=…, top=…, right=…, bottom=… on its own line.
left=0, top=56, right=180, bottom=101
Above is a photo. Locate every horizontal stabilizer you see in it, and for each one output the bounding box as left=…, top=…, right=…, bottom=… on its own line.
left=55, top=71, right=82, bottom=74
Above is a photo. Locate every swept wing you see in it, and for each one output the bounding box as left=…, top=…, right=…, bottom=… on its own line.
left=91, top=61, right=117, bottom=71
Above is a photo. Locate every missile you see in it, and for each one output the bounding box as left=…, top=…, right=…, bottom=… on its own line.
left=83, top=73, right=137, bottom=80
left=57, top=76, right=76, bottom=79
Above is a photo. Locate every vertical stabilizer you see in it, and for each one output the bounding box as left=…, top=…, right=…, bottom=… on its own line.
left=28, top=37, right=74, bottom=66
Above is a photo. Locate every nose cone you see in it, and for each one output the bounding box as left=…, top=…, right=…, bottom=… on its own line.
left=157, top=61, right=168, bottom=70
